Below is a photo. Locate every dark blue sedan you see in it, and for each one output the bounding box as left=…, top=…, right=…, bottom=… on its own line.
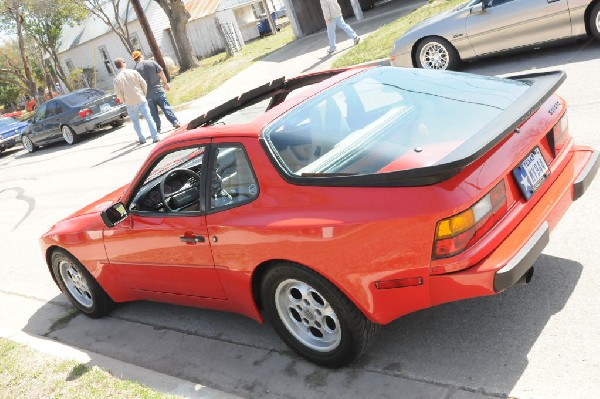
left=20, top=89, right=127, bottom=153
left=0, top=116, right=28, bottom=153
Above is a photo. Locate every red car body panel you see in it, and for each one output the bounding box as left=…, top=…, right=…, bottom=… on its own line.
left=40, top=68, right=598, bottom=326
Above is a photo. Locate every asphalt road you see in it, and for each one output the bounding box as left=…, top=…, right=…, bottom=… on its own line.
left=1, top=39, right=599, bottom=399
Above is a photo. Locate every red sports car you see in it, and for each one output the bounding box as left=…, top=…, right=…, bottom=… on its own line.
left=41, top=67, right=598, bottom=368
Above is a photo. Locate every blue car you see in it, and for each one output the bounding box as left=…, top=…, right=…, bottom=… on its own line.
left=0, top=116, right=28, bottom=153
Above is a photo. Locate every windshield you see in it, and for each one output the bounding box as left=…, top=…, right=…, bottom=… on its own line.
left=263, top=67, right=529, bottom=176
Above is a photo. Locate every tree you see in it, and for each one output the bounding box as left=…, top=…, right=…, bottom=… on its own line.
left=82, top=0, right=136, bottom=53
left=24, top=0, right=87, bottom=91
left=153, top=0, right=198, bottom=71
left=0, top=0, right=37, bottom=99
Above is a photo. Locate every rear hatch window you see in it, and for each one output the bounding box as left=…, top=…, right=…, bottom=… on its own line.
left=263, top=67, right=530, bottom=182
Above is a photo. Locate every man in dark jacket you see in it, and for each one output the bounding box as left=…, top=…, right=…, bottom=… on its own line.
left=132, top=51, right=181, bottom=133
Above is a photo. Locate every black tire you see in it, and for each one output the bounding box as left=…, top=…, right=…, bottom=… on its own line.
left=415, top=37, right=460, bottom=70
left=261, top=263, right=379, bottom=368
left=50, top=249, right=114, bottom=318
left=62, top=125, right=79, bottom=145
left=21, top=135, right=37, bottom=153
left=590, top=2, right=600, bottom=40
left=111, top=119, right=125, bottom=128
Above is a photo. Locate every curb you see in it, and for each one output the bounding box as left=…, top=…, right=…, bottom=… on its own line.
left=6, top=331, right=240, bottom=399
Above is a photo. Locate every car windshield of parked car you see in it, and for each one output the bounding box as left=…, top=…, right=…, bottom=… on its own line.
left=61, top=89, right=105, bottom=107
left=263, top=67, right=529, bottom=176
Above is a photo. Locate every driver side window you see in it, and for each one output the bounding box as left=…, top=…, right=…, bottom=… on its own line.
left=130, top=146, right=206, bottom=214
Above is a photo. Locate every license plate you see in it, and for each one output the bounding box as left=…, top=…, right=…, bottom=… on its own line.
left=512, top=146, right=550, bottom=200
left=100, top=103, right=111, bottom=113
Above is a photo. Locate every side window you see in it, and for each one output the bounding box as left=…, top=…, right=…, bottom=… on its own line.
left=35, top=103, right=48, bottom=120
left=130, top=146, right=206, bottom=214
left=45, top=102, right=57, bottom=117
left=211, top=145, right=259, bottom=210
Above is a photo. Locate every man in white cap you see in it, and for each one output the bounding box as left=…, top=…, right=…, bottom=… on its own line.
left=320, top=0, right=360, bottom=54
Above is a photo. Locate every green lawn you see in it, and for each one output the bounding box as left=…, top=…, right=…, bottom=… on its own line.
left=332, top=0, right=467, bottom=68
left=0, top=338, right=181, bottom=399
left=167, top=26, right=295, bottom=106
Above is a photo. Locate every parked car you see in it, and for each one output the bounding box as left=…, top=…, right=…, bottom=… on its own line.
left=389, top=0, right=600, bottom=70
left=20, top=88, right=127, bottom=153
left=0, top=116, right=28, bottom=153
left=40, top=66, right=598, bottom=368
left=2, top=110, right=22, bottom=119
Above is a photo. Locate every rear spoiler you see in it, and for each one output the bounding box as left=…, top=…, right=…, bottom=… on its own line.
left=273, top=70, right=566, bottom=187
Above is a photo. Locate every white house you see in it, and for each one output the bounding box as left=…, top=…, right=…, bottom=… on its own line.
left=57, top=0, right=285, bottom=91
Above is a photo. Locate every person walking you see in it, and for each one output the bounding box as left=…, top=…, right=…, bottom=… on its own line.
left=132, top=51, right=182, bottom=134
left=113, top=58, right=160, bottom=144
left=320, top=0, right=360, bottom=54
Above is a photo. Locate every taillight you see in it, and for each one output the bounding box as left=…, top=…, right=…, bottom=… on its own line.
left=552, top=112, right=568, bottom=154
left=115, top=98, right=121, bottom=105
left=433, top=181, right=507, bottom=263
left=79, top=108, right=93, bottom=118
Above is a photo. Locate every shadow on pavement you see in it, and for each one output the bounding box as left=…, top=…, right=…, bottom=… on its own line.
left=23, top=254, right=581, bottom=398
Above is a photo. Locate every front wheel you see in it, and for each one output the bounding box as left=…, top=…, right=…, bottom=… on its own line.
left=51, top=249, right=113, bottom=318
left=261, top=264, right=379, bottom=368
left=415, top=37, right=460, bottom=70
left=590, top=3, right=600, bottom=40
left=21, top=135, right=37, bottom=153
left=62, top=125, right=79, bottom=145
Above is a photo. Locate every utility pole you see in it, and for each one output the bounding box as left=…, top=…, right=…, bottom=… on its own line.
left=130, top=0, right=170, bottom=81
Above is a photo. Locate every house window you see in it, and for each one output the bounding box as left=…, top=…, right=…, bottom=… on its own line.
left=130, top=32, right=145, bottom=56
left=65, top=59, right=75, bottom=73
left=98, top=46, right=114, bottom=75
left=251, top=2, right=266, bottom=18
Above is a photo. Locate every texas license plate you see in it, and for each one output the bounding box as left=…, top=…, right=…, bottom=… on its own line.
left=100, top=103, right=111, bottom=113
left=512, top=146, right=549, bottom=200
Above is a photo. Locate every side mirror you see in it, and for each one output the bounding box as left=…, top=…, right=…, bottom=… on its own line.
left=101, top=202, right=128, bottom=228
left=471, top=3, right=485, bottom=13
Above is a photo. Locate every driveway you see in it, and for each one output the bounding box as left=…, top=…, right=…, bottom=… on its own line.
left=1, top=11, right=599, bottom=399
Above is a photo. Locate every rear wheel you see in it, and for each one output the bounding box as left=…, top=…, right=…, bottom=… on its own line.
left=111, top=120, right=125, bottom=128
left=21, top=135, right=37, bottom=153
left=415, top=37, right=460, bottom=70
left=51, top=249, right=113, bottom=318
left=62, top=125, right=79, bottom=145
left=261, top=263, right=379, bottom=368
left=590, top=3, right=600, bottom=39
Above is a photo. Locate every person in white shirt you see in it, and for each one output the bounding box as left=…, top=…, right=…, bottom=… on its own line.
left=320, top=0, right=360, bottom=54
left=113, top=58, right=159, bottom=144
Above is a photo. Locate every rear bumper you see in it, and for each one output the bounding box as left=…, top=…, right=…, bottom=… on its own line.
left=73, top=106, right=127, bottom=134
left=430, top=146, right=598, bottom=305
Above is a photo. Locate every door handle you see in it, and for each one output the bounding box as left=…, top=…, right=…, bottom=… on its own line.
left=179, top=235, right=205, bottom=243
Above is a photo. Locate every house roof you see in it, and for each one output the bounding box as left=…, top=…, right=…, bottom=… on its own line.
left=186, top=0, right=221, bottom=20
left=58, top=0, right=153, bottom=54
left=57, top=0, right=262, bottom=54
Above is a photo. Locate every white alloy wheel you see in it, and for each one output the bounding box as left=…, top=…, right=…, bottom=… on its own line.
left=419, top=41, right=450, bottom=70
left=62, top=125, right=76, bottom=144
left=275, top=278, right=342, bottom=352
left=58, top=259, right=94, bottom=309
left=22, top=135, right=35, bottom=153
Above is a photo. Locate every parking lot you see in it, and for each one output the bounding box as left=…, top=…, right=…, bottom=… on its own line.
left=1, top=37, right=600, bottom=398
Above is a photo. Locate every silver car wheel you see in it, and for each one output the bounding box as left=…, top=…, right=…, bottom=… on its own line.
left=419, top=41, right=450, bottom=70
left=62, top=125, right=75, bottom=144
left=596, top=12, right=600, bottom=32
left=22, top=136, right=34, bottom=153
left=275, top=278, right=342, bottom=352
left=58, top=259, right=94, bottom=309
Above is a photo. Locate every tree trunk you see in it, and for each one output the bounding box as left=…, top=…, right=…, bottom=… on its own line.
left=12, top=3, right=37, bottom=98
left=154, top=0, right=198, bottom=72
